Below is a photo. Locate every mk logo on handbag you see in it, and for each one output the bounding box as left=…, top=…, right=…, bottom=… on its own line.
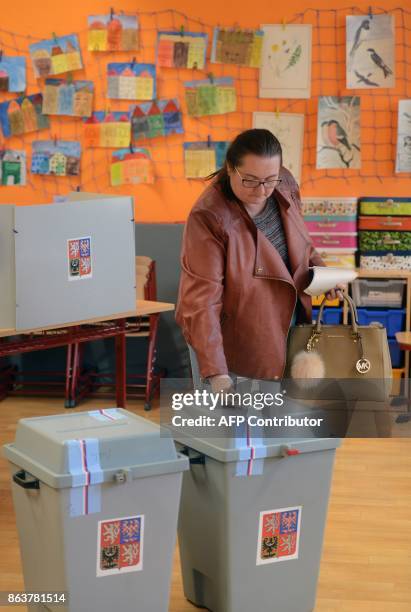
left=356, top=358, right=371, bottom=374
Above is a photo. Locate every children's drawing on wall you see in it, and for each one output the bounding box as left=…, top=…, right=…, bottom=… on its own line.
left=0, top=57, right=26, bottom=92
left=107, top=63, right=156, bottom=100
left=184, top=141, right=229, bottom=178
left=346, top=14, right=395, bottom=89
left=83, top=112, right=131, bottom=148
left=30, top=34, right=83, bottom=78
left=130, top=99, right=183, bottom=141
left=253, top=112, right=304, bottom=185
left=184, top=78, right=237, bottom=116
left=0, top=94, right=49, bottom=139
left=42, top=79, right=94, bottom=117
left=0, top=150, right=26, bottom=185
left=157, top=31, right=207, bottom=69
left=31, top=140, right=81, bottom=176
left=111, top=147, right=154, bottom=185
left=88, top=14, right=139, bottom=52
left=211, top=28, right=263, bottom=67
left=316, top=96, right=361, bottom=169
left=396, top=100, right=411, bottom=173
left=259, top=24, right=312, bottom=99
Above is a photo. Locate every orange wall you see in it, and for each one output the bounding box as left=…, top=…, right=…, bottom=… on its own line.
left=0, top=0, right=409, bottom=222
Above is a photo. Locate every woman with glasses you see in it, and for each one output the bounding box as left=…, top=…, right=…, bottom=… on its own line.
left=176, top=129, right=341, bottom=392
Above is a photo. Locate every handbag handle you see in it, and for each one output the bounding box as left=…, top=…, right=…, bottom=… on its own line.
left=307, top=292, right=370, bottom=371
left=316, top=291, right=359, bottom=334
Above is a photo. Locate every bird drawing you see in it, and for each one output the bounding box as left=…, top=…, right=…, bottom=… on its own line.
left=324, top=120, right=351, bottom=150
left=354, top=70, right=379, bottom=87
left=367, top=48, right=393, bottom=78
left=320, top=119, right=360, bottom=168
left=349, top=19, right=370, bottom=59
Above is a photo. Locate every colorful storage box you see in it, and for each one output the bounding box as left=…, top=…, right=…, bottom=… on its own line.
left=305, top=219, right=357, bottom=233
left=355, top=308, right=406, bottom=337
left=351, top=279, right=406, bottom=308
left=311, top=233, right=357, bottom=250
left=358, top=216, right=411, bottom=231
left=303, top=199, right=358, bottom=267
left=359, top=231, right=411, bottom=252
left=320, top=250, right=357, bottom=268
left=360, top=252, right=411, bottom=271
left=312, top=307, right=343, bottom=324
left=359, top=197, right=411, bottom=217
left=302, top=197, right=357, bottom=217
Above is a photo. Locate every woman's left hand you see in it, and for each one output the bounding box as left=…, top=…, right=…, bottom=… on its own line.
left=324, top=283, right=345, bottom=301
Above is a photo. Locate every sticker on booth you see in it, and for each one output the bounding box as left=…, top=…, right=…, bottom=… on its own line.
left=97, top=514, right=144, bottom=577
left=68, top=237, right=92, bottom=281
left=256, top=506, right=302, bottom=565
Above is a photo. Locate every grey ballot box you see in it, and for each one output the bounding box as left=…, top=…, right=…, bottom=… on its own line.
left=0, top=197, right=136, bottom=330
left=173, top=347, right=341, bottom=612
left=3, top=409, right=189, bottom=612
left=175, top=435, right=340, bottom=612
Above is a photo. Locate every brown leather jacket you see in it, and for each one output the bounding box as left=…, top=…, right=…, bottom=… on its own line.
left=176, top=167, right=324, bottom=380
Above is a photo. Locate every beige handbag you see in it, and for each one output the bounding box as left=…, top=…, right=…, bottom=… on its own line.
left=283, top=293, right=393, bottom=402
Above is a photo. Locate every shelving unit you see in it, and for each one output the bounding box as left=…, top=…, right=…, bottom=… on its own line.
left=313, top=269, right=411, bottom=397
left=305, top=196, right=411, bottom=388
left=346, top=270, right=410, bottom=382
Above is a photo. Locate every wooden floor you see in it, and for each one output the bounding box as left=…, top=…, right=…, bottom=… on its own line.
left=0, top=396, right=410, bottom=612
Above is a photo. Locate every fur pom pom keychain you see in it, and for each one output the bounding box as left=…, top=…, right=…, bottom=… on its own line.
left=290, top=348, right=326, bottom=389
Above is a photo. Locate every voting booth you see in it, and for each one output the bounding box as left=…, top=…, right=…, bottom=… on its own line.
left=0, top=197, right=136, bottom=330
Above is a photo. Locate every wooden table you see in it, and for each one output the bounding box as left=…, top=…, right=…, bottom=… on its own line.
left=0, top=300, right=174, bottom=338
left=396, top=331, right=411, bottom=351
left=0, top=299, right=174, bottom=408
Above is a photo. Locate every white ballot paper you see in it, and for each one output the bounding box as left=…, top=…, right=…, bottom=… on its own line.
left=304, top=266, right=358, bottom=296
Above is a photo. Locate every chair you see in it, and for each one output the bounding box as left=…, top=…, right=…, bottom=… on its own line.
left=124, top=256, right=164, bottom=410
left=64, top=256, right=164, bottom=409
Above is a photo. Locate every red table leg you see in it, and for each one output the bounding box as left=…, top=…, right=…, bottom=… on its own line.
left=70, top=342, right=80, bottom=407
left=115, top=319, right=127, bottom=408
left=65, top=343, right=73, bottom=408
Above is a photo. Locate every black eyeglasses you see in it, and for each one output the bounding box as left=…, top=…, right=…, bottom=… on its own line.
left=234, top=166, right=282, bottom=189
